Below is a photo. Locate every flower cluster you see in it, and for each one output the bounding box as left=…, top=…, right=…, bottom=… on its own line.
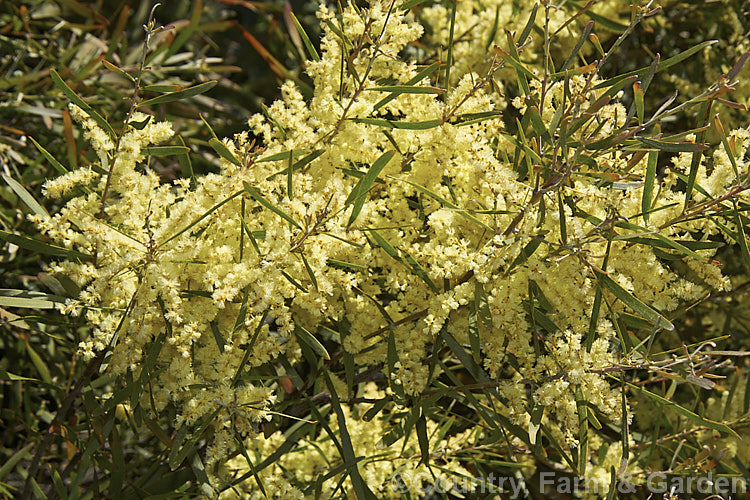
left=34, top=0, right=748, bottom=494
left=219, top=383, right=478, bottom=499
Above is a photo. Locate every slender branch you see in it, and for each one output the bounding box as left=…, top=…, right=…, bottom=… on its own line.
left=99, top=4, right=170, bottom=217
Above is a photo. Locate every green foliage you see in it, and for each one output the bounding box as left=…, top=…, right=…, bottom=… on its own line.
left=1, top=1, right=750, bottom=499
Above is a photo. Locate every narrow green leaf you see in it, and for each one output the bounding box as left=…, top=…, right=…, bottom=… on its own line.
left=241, top=220, right=262, bottom=256
left=583, top=131, right=630, bottom=151
left=286, top=148, right=294, bottom=200
left=579, top=5, right=628, bottom=31
left=210, top=321, right=226, bottom=354
left=505, top=29, right=534, bottom=95
left=726, top=51, right=750, bottom=80
left=558, top=192, right=568, bottom=245
left=401, top=251, right=439, bottom=293
left=288, top=10, right=320, bottom=61
left=363, top=398, right=390, bottom=421
left=620, top=373, right=629, bottom=476
left=52, top=468, right=68, bottom=500
left=323, top=372, right=378, bottom=500
left=232, top=433, right=267, bottom=497
left=346, top=151, right=395, bottom=226
left=714, top=114, right=739, bottom=178
left=659, top=40, right=719, bottom=71
left=232, top=309, right=269, bottom=387
left=369, top=230, right=404, bottom=264
left=642, top=150, right=658, bottom=223
left=0, top=230, right=93, bottom=261
left=4, top=373, right=38, bottom=382
left=209, top=137, right=242, bottom=167
left=439, top=328, right=492, bottom=385
left=29, top=137, right=69, bottom=175
left=475, top=281, right=492, bottom=329
left=454, top=110, right=503, bottom=126
left=614, top=219, right=708, bottom=262
left=161, top=0, right=203, bottom=62
left=0, top=289, right=66, bottom=309
left=527, top=106, right=551, bottom=143
left=355, top=285, right=394, bottom=325
left=640, top=53, right=660, bottom=93
left=627, top=55, right=660, bottom=124
left=338, top=324, right=355, bottom=396
left=517, top=3, right=537, bottom=46
left=109, top=424, right=124, bottom=497
left=280, top=270, right=307, bottom=292
left=416, top=412, right=430, bottom=466
left=295, top=325, right=330, bottom=360
left=142, top=146, right=190, bottom=156
left=160, top=190, right=244, bottom=247
left=374, top=62, right=440, bottom=111
left=189, top=453, right=210, bottom=490
left=596, top=40, right=719, bottom=89
left=2, top=173, right=49, bottom=218
left=0, top=443, right=31, bottom=483
left=243, top=183, right=302, bottom=229
left=370, top=231, right=438, bottom=292
left=586, top=235, right=608, bottom=352
left=527, top=281, right=541, bottom=359
left=562, top=20, right=594, bottom=71
left=612, top=237, right=734, bottom=252
left=686, top=374, right=715, bottom=390
left=326, top=258, right=364, bottom=271
left=575, top=386, right=588, bottom=475
left=493, top=44, right=535, bottom=95
left=586, top=94, right=613, bottom=115
left=396, top=178, right=491, bottom=230
left=366, top=85, right=444, bottom=94
left=605, top=467, right=617, bottom=500
left=595, top=271, right=674, bottom=331
left=501, top=132, right=543, bottom=164
left=444, top=0, right=458, bottom=89
left=684, top=101, right=712, bottom=210
left=525, top=304, right=560, bottom=334
left=102, top=59, right=135, bottom=82
left=138, top=81, right=217, bottom=107
left=549, top=61, right=598, bottom=79
left=129, top=116, right=150, bottom=131
left=486, top=6, right=500, bottom=49
left=266, top=150, right=324, bottom=180
left=50, top=68, right=117, bottom=138
left=168, top=408, right=221, bottom=470
left=627, top=383, right=739, bottom=437
left=141, top=84, right=181, bottom=92
left=350, top=117, right=442, bottom=130
left=299, top=253, right=318, bottom=291
left=507, top=236, right=544, bottom=272
left=175, top=135, right=195, bottom=186
left=589, top=33, right=604, bottom=57
left=262, top=103, right=287, bottom=139
left=637, top=137, right=707, bottom=153
left=25, top=341, right=51, bottom=383
left=734, top=200, right=750, bottom=272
